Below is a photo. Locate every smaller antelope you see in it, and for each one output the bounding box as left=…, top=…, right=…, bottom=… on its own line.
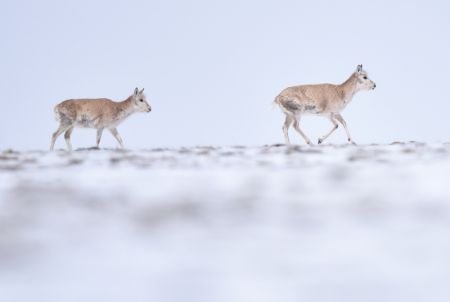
left=274, top=65, right=376, bottom=145
left=50, top=88, right=151, bottom=151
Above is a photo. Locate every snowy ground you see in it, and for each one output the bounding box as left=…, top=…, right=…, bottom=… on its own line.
left=1, top=142, right=450, bottom=302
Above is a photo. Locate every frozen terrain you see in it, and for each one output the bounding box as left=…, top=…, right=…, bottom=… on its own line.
left=1, top=142, right=450, bottom=302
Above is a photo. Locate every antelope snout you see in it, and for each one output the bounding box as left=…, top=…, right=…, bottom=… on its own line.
left=372, top=83, right=377, bottom=89
left=147, top=106, right=152, bottom=112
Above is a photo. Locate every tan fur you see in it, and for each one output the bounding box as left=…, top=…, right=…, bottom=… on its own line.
left=50, top=88, right=151, bottom=151
left=274, top=65, right=376, bottom=145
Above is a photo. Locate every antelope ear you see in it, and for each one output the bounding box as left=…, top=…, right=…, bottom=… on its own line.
left=134, top=87, right=139, bottom=96
left=356, top=64, right=363, bottom=72
left=139, top=88, right=144, bottom=94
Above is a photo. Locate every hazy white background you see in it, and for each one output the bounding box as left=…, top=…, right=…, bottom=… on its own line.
left=1, top=0, right=449, bottom=150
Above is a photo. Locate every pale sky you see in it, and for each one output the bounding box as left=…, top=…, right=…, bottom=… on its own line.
left=1, top=0, right=449, bottom=150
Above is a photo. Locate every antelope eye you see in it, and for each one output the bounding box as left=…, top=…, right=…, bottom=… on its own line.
left=363, top=76, right=368, bottom=80
left=140, top=99, right=144, bottom=102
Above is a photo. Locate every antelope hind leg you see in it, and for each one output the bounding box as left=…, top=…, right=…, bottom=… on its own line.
left=292, top=117, right=312, bottom=145
left=282, top=115, right=294, bottom=145
left=64, top=127, right=74, bottom=151
left=50, top=123, right=72, bottom=151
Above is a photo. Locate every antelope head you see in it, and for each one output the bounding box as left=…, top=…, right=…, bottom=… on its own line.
left=355, top=64, right=376, bottom=90
left=132, top=87, right=152, bottom=113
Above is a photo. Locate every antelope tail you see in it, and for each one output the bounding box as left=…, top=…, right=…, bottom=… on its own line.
left=54, top=106, right=61, bottom=122
left=272, top=95, right=282, bottom=109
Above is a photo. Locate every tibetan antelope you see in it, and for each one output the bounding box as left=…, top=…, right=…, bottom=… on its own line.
left=274, top=65, right=376, bottom=145
left=50, top=88, right=151, bottom=151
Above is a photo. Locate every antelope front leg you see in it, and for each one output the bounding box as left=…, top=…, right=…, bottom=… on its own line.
left=334, top=113, right=356, bottom=144
left=318, top=115, right=338, bottom=144
left=96, top=128, right=104, bottom=148
left=109, top=128, right=124, bottom=149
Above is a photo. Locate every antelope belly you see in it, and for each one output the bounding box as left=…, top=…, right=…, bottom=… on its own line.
left=75, top=115, right=99, bottom=128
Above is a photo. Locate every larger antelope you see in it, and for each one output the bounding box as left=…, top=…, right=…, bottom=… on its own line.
left=50, top=88, right=151, bottom=151
left=274, top=65, right=376, bottom=145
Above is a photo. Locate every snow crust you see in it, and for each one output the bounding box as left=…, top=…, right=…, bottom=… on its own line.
left=1, top=142, right=450, bottom=302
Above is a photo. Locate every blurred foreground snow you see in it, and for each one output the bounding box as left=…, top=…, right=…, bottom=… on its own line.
left=1, top=142, right=450, bottom=302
